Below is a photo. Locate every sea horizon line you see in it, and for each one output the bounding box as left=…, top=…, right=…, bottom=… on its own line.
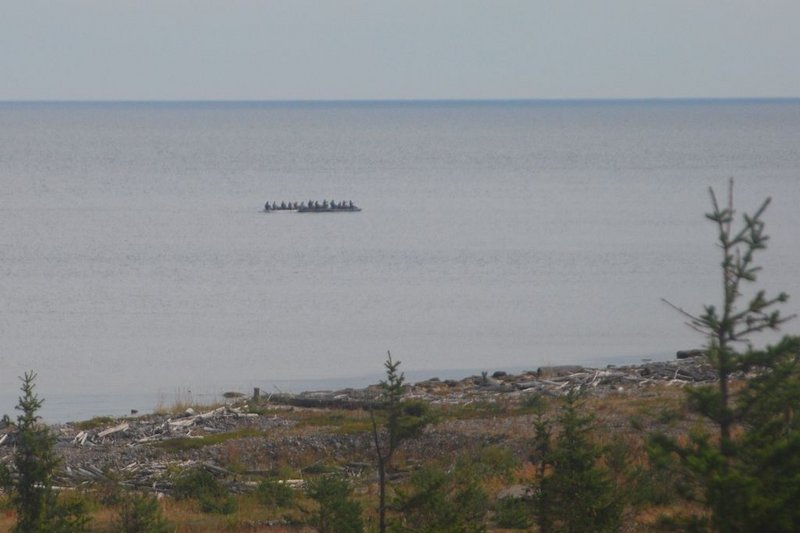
left=1, top=96, right=799, bottom=107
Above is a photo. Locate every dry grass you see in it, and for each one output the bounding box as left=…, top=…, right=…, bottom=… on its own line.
left=168, top=385, right=722, bottom=532
left=157, top=495, right=310, bottom=532
left=153, top=388, right=227, bottom=416
left=154, top=427, right=264, bottom=452
left=2, top=380, right=745, bottom=531
left=291, top=408, right=374, bottom=434
left=0, top=508, right=14, bottom=533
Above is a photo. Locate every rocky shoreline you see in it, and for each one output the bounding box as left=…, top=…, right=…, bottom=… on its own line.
left=1, top=355, right=718, bottom=493
left=276, top=354, right=717, bottom=408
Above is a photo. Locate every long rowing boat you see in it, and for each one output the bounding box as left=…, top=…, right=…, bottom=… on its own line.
left=264, top=201, right=361, bottom=213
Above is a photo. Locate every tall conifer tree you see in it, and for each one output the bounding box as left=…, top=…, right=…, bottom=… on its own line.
left=657, top=179, right=800, bottom=531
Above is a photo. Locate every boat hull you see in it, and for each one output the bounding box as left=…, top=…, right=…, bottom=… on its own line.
left=264, top=200, right=361, bottom=213
left=296, top=206, right=361, bottom=213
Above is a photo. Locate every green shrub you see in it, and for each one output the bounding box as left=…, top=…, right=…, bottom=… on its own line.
left=172, top=468, right=217, bottom=500
left=494, top=497, right=532, bottom=529
left=116, top=492, right=171, bottom=533
left=306, top=475, right=363, bottom=533
left=256, top=479, right=294, bottom=507
left=172, top=468, right=237, bottom=515
left=474, top=446, right=518, bottom=479
left=302, top=463, right=339, bottom=475
left=400, top=399, right=429, bottom=418
left=391, top=465, right=488, bottom=532
left=198, top=493, right=237, bottom=515
left=520, top=394, right=545, bottom=411
left=46, top=494, right=91, bottom=533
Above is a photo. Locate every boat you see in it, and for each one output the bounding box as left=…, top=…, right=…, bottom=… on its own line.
left=264, top=200, right=360, bottom=213
left=297, top=204, right=361, bottom=213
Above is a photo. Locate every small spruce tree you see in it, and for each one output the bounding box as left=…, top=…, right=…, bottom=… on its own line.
left=532, top=392, right=621, bottom=533
left=1, top=372, right=89, bottom=532
left=306, top=475, right=363, bottom=533
left=390, top=464, right=488, bottom=533
left=115, top=491, right=172, bottom=533
left=370, top=351, right=428, bottom=533
left=12, top=371, right=60, bottom=532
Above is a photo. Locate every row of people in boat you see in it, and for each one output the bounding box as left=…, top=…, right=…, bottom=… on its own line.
left=264, top=200, right=357, bottom=211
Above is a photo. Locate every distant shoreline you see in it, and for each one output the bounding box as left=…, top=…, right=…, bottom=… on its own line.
left=2, top=352, right=687, bottom=425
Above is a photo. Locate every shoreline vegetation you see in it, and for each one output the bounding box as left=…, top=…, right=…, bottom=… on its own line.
left=0, top=354, right=723, bottom=531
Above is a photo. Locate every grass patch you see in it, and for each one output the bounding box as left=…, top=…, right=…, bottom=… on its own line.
left=434, top=399, right=511, bottom=420
left=154, top=428, right=263, bottom=451
left=74, top=416, right=118, bottom=431
left=152, top=388, right=228, bottom=416
left=293, top=410, right=373, bottom=434
left=242, top=404, right=273, bottom=416
left=256, top=479, right=295, bottom=507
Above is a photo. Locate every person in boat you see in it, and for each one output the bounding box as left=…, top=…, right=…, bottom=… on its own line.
left=272, top=201, right=277, bottom=210
left=349, top=200, right=354, bottom=208
left=264, top=202, right=270, bottom=211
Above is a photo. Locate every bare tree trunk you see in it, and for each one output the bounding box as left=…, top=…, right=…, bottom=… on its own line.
left=378, top=456, right=386, bottom=533
left=371, top=410, right=388, bottom=533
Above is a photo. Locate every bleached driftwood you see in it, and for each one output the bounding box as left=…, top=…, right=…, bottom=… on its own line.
left=97, top=422, right=129, bottom=438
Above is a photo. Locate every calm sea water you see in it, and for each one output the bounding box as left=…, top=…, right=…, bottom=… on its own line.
left=2, top=100, right=799, bottom=421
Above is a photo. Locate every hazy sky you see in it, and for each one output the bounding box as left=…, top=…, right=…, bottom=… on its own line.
left=2, top=0, right=799, bottom=101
